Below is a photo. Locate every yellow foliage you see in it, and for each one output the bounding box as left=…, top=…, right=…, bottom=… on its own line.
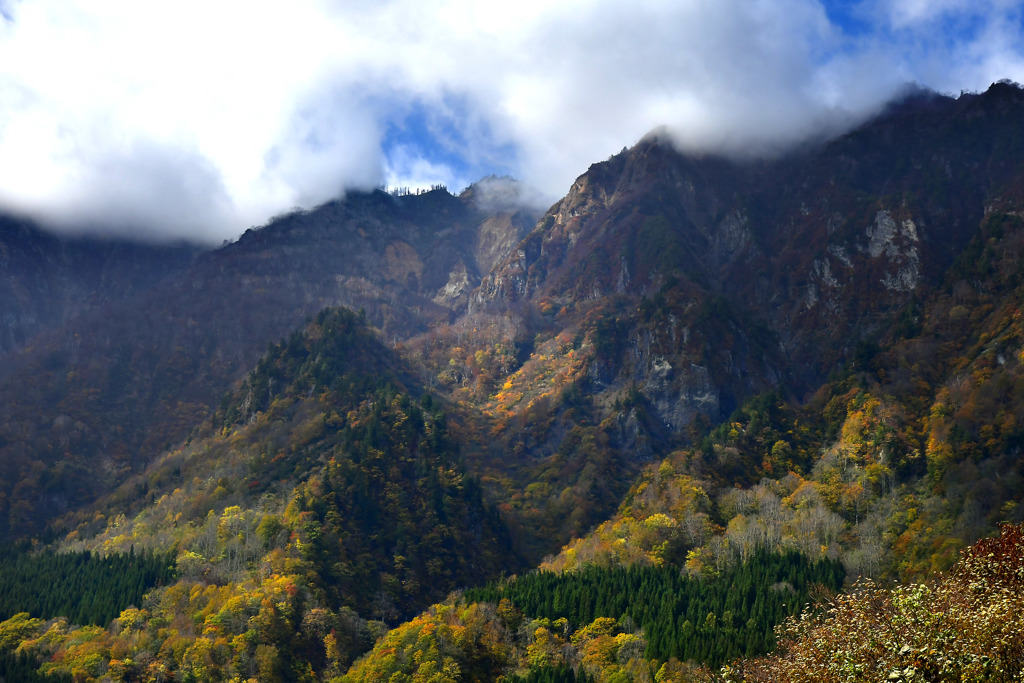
left=0, top=613, right=43, bottom=650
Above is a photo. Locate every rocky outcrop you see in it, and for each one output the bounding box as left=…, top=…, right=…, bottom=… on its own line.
left=471, top=81, right=1024, bottom=429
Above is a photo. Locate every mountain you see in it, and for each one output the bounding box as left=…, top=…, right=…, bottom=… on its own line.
left=476, top=82, right=1024, bottom=419
left=65, top=308, right=516, bottom=617
left=1, top=82, right=1024, bottom=682
left=0, top=212, right=200, bottom=358
left=2, top=309, right=515, bottom=680
left=0, top=181, right=538, bottom=539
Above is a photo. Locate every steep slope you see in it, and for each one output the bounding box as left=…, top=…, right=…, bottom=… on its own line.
left=361, top=83, right=1024, bottom=564
left=537, top=188, right=1024, bottom=584
left=474, top=82, right=1024, bottom=428
left=15, top=308, right=516, bottom=680
left=0, top=213, right=200, bottom=358
left=6, top=84, right=1024, bottom=553
left=0, top=184, right=537, bottom=540
left=4, top=83, right=1024, bottom=683
left=341, top=87, right=1024, bottom=679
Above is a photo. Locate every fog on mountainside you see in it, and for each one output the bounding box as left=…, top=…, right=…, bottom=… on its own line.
left=0, top=0, right=935, bottom=244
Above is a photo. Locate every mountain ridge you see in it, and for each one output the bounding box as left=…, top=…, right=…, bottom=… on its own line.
left=1, top=79, right=1024, bottom=682
left=0, top=183, right=539, bottom=539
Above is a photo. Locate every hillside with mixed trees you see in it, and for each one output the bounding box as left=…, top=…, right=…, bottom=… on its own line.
left=0, top=83, right=1024, bottom=681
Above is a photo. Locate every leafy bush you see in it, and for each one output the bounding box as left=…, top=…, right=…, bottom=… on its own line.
left=726, top=524, right=1024, bottom=682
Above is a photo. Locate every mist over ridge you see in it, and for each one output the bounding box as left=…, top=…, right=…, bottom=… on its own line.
left=1, top=0, right=1022, bottom=243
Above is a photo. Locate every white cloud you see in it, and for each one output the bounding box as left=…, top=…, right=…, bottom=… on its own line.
left=466, top=175, right=553, bottom=217
left=384, top=144, right=462, bottom=193
left=0, top=0, right=1022, bottom=243
left=884, top=0, right=1021, bottom=29
left=856, top=0, right=1024, bottom=93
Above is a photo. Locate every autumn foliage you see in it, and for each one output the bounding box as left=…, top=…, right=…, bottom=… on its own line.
left=727, top=524, right=1024, bottom=682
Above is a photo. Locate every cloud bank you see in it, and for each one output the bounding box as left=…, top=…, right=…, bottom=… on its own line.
left=0, top=0, right=1022, bottom=243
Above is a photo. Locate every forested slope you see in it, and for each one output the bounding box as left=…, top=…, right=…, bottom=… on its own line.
left=0, top=309, right=514, bottom=680
left=0, top=185, right=535, bottom=541
left=2, top=85, right=1024, bottom=682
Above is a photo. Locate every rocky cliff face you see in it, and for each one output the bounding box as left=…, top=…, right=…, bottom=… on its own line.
left=218, top=185, right=536, bottom=338
left=472, top=83, right=1024, bottom=431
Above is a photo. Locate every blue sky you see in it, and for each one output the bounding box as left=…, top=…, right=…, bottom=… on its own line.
left=0, top=0, right=1022, bottom=243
